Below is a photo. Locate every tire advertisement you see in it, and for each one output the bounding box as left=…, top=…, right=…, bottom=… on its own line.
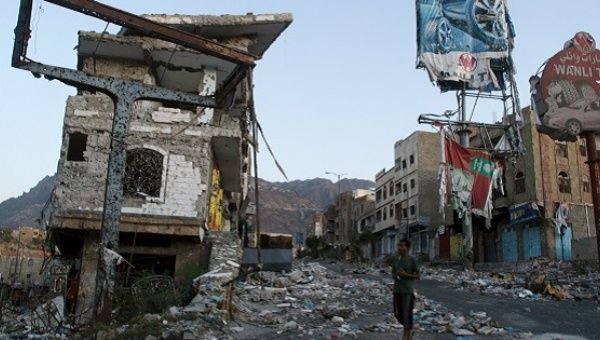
left=532, top=32, right=600, bottom=140
left=416, top=0, right=515, bottom=92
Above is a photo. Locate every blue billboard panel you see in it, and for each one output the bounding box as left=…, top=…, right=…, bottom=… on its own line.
left=509, top=201, right=541, bottom=225
left=416, top=0, right=515, bottom=92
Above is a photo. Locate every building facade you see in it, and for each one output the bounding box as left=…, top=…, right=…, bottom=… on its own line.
left=394, top=131, right=446, bottom=259
left=472, top=108, right=597, bottom=263
left=353, top=190, right=376, bottom=259
left=309, top=212, right=325, bottom=238
left=370, top=131, right=448, bottom=260
left=373, top=168, right=397, bottom=257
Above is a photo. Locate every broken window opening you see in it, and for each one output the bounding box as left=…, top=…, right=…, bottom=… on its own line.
left=395, top=182, right=402, bottom=193
left=583, top=176, right=590, bottom=193
left=514, top=171, right=526, bottom=194
left=579, top=138, right=587, bottom=157
left=558, top=171, right=571, bottom=194
left=124, top=148, right=164, bottom=198
left=556, top=141, right=568, bottom=158
left=66, top=132, right=88, bottom=162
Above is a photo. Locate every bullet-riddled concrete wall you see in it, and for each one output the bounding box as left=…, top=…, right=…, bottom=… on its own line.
left=53, top=92, right=214, bottom=220
left=51, top=55, right=243, bottom=223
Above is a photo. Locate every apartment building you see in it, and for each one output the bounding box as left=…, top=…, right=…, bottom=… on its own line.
left=394, top=131, right=446, bottom=259
left=471, top=108, right=597, bottom=262
left=373, top=168, right=397, bottom=257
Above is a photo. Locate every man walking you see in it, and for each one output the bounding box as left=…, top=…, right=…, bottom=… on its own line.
left=392, top=239, right=420, bottom=340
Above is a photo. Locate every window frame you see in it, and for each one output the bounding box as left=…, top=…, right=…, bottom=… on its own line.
left=123, top=147, right=168, bottom=201
left=558, top=171, right=571, bottom=194
left=514, top=171, right=526, bottom=194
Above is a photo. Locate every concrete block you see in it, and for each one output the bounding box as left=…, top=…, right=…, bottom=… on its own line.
left=74, top=109, right=99, bottom=117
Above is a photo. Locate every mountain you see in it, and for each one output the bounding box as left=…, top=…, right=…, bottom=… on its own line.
left=0, top=175, right=374, bottom=236
left=249, top=177, right=374, bottom=235
left=272, top=178, right=375, bottom=210
left=0, top=175, right=54, bottom=229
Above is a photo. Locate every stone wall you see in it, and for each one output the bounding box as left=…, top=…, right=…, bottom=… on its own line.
left=572, top=237, right=599, bottom=260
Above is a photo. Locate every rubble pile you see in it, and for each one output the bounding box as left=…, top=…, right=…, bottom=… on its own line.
left=233, top=262, right=374, bottom=337
left=1, top=260, right=561, bottom=338
left=71, top=260, right=514, bottom=339
left=165, top=261, right=519, bottom=338
left=364, top=293, right=521, bottom=337
left=0, top=296, right=70, bottom=339
left=421, top=258, right=600, bottom=302
left=413, top=295, right=512, bottom=336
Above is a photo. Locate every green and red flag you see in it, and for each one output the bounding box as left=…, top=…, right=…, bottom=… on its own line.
left=444, top=137, right=494, bottom=218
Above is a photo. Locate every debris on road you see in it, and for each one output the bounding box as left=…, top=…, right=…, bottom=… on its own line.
left=420, top=258, right=600, bottom=302
left=2, top=259, right=584, bottom=338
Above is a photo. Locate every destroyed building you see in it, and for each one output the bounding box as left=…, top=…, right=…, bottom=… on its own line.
left=45, top=13, right=292, bottom=322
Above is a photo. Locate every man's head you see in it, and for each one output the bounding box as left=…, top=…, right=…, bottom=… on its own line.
left=398, top=239, right=410, bottom=256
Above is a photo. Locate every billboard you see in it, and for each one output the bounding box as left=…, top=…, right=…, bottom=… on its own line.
left=532, top=32, right=600, bottom=140
left=416, top=0, right=515, bottom=92
left=509, top=201, right=540, bottom=225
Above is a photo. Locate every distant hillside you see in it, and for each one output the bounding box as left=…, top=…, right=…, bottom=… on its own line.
left=249, top=177, right=374, bottom=236
left=273, top=178, right=375, bottom=210
left=0, top=176, right=374, bottom=237
left=0, top=175, right=54, bottom=229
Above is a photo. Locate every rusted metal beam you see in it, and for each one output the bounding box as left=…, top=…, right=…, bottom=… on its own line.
left=11, top=0, right=33, bottom=67
left=22, top=61, right=218, bottom=107
left=44, top=0, right=256, bottom=66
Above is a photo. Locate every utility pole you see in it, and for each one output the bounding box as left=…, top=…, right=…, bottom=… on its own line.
left=458, top=87, right=474, bottom=270
left=583, top=132, right=600, bottom=270
left=325, top=171, right=347, bottom=244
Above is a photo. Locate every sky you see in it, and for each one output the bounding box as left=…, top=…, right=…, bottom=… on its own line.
left=1, top=0, right=599, bottom=202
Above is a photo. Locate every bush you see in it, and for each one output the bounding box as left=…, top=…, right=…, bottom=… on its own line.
left=305, top=235, right=325, bottom=251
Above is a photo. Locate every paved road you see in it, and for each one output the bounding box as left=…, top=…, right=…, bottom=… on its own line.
left=327, top=261, right=598, bottom=339
left=417, top=279, right=599, bottom=339
left=232, top=261, right=598, bottom=339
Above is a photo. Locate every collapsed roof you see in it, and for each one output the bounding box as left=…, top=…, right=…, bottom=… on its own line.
left=77, top=13, right=293, bottom=92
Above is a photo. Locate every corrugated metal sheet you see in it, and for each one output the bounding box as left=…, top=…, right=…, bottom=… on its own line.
left=555, top=226, right=572, bottom=260
left=523, top=224, right=542, bottom=260
left=502, top=227, right=517, bottom=262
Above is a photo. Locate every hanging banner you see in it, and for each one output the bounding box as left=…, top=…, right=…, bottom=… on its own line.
left=444, top=137, right=494, bottom=218
left=532, top=32, right=600, bottom=140
left=416, top=0, right=515, bottom=92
